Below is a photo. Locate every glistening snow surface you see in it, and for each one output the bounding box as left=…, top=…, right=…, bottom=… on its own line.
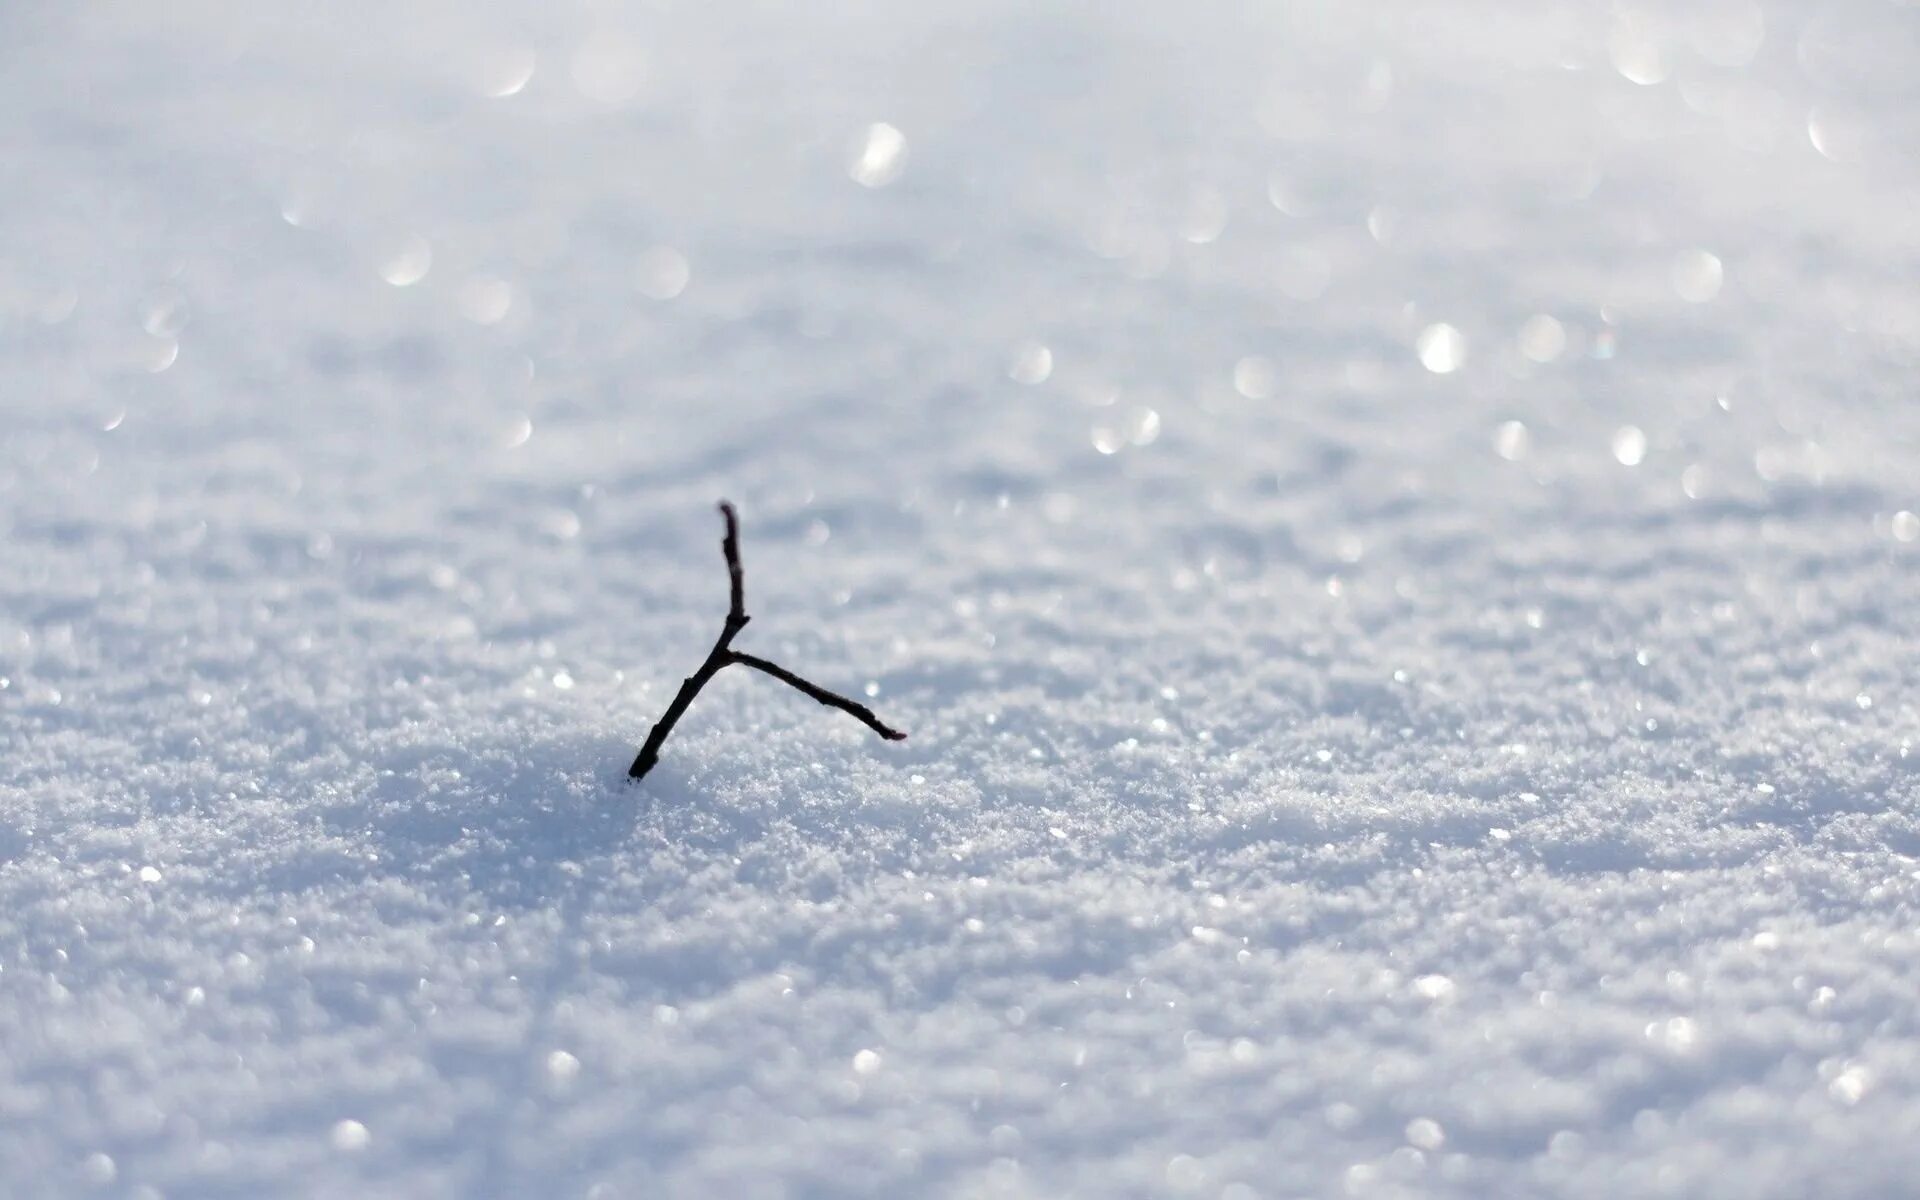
left=5, top=1, right=1920, bottom=1196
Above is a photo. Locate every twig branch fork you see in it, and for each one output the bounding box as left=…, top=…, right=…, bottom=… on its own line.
left=628, top=501, right=907, bottom=780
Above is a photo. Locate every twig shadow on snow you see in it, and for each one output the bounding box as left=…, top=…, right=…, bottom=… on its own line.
left=341, top=729, right=702, bottom=913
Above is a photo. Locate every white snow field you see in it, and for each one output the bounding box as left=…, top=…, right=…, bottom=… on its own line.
left=5, top=0, right=1920, bottom=1196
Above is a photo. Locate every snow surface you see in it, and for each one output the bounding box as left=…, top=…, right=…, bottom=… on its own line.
left=6, top=1, right=1920, bottom=1196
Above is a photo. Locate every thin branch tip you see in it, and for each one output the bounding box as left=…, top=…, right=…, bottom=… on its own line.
left=627, top=501, right=910, bottom=781
left=717, top=500, right=745, bottom=628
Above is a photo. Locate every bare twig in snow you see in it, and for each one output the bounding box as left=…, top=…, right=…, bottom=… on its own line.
left=628, top=501, right=907, bottom=780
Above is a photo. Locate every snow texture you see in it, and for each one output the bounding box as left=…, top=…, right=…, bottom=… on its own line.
left=5, top=1, right=1920, bottom=1196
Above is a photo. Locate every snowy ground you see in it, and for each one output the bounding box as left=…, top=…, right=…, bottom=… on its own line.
left=6, top=1, right=1920, bottom=1196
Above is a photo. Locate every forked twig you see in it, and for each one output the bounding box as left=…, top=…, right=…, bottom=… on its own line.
left=628, top=501, right=907, bottom=780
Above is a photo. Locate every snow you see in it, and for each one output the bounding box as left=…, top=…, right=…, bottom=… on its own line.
left=5, top=0, right=1920, bottom=1196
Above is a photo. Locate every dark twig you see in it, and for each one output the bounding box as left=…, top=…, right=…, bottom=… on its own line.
left=628, top=501, right=907, bottom=780
left=727, top=652, right=908, bottom=742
